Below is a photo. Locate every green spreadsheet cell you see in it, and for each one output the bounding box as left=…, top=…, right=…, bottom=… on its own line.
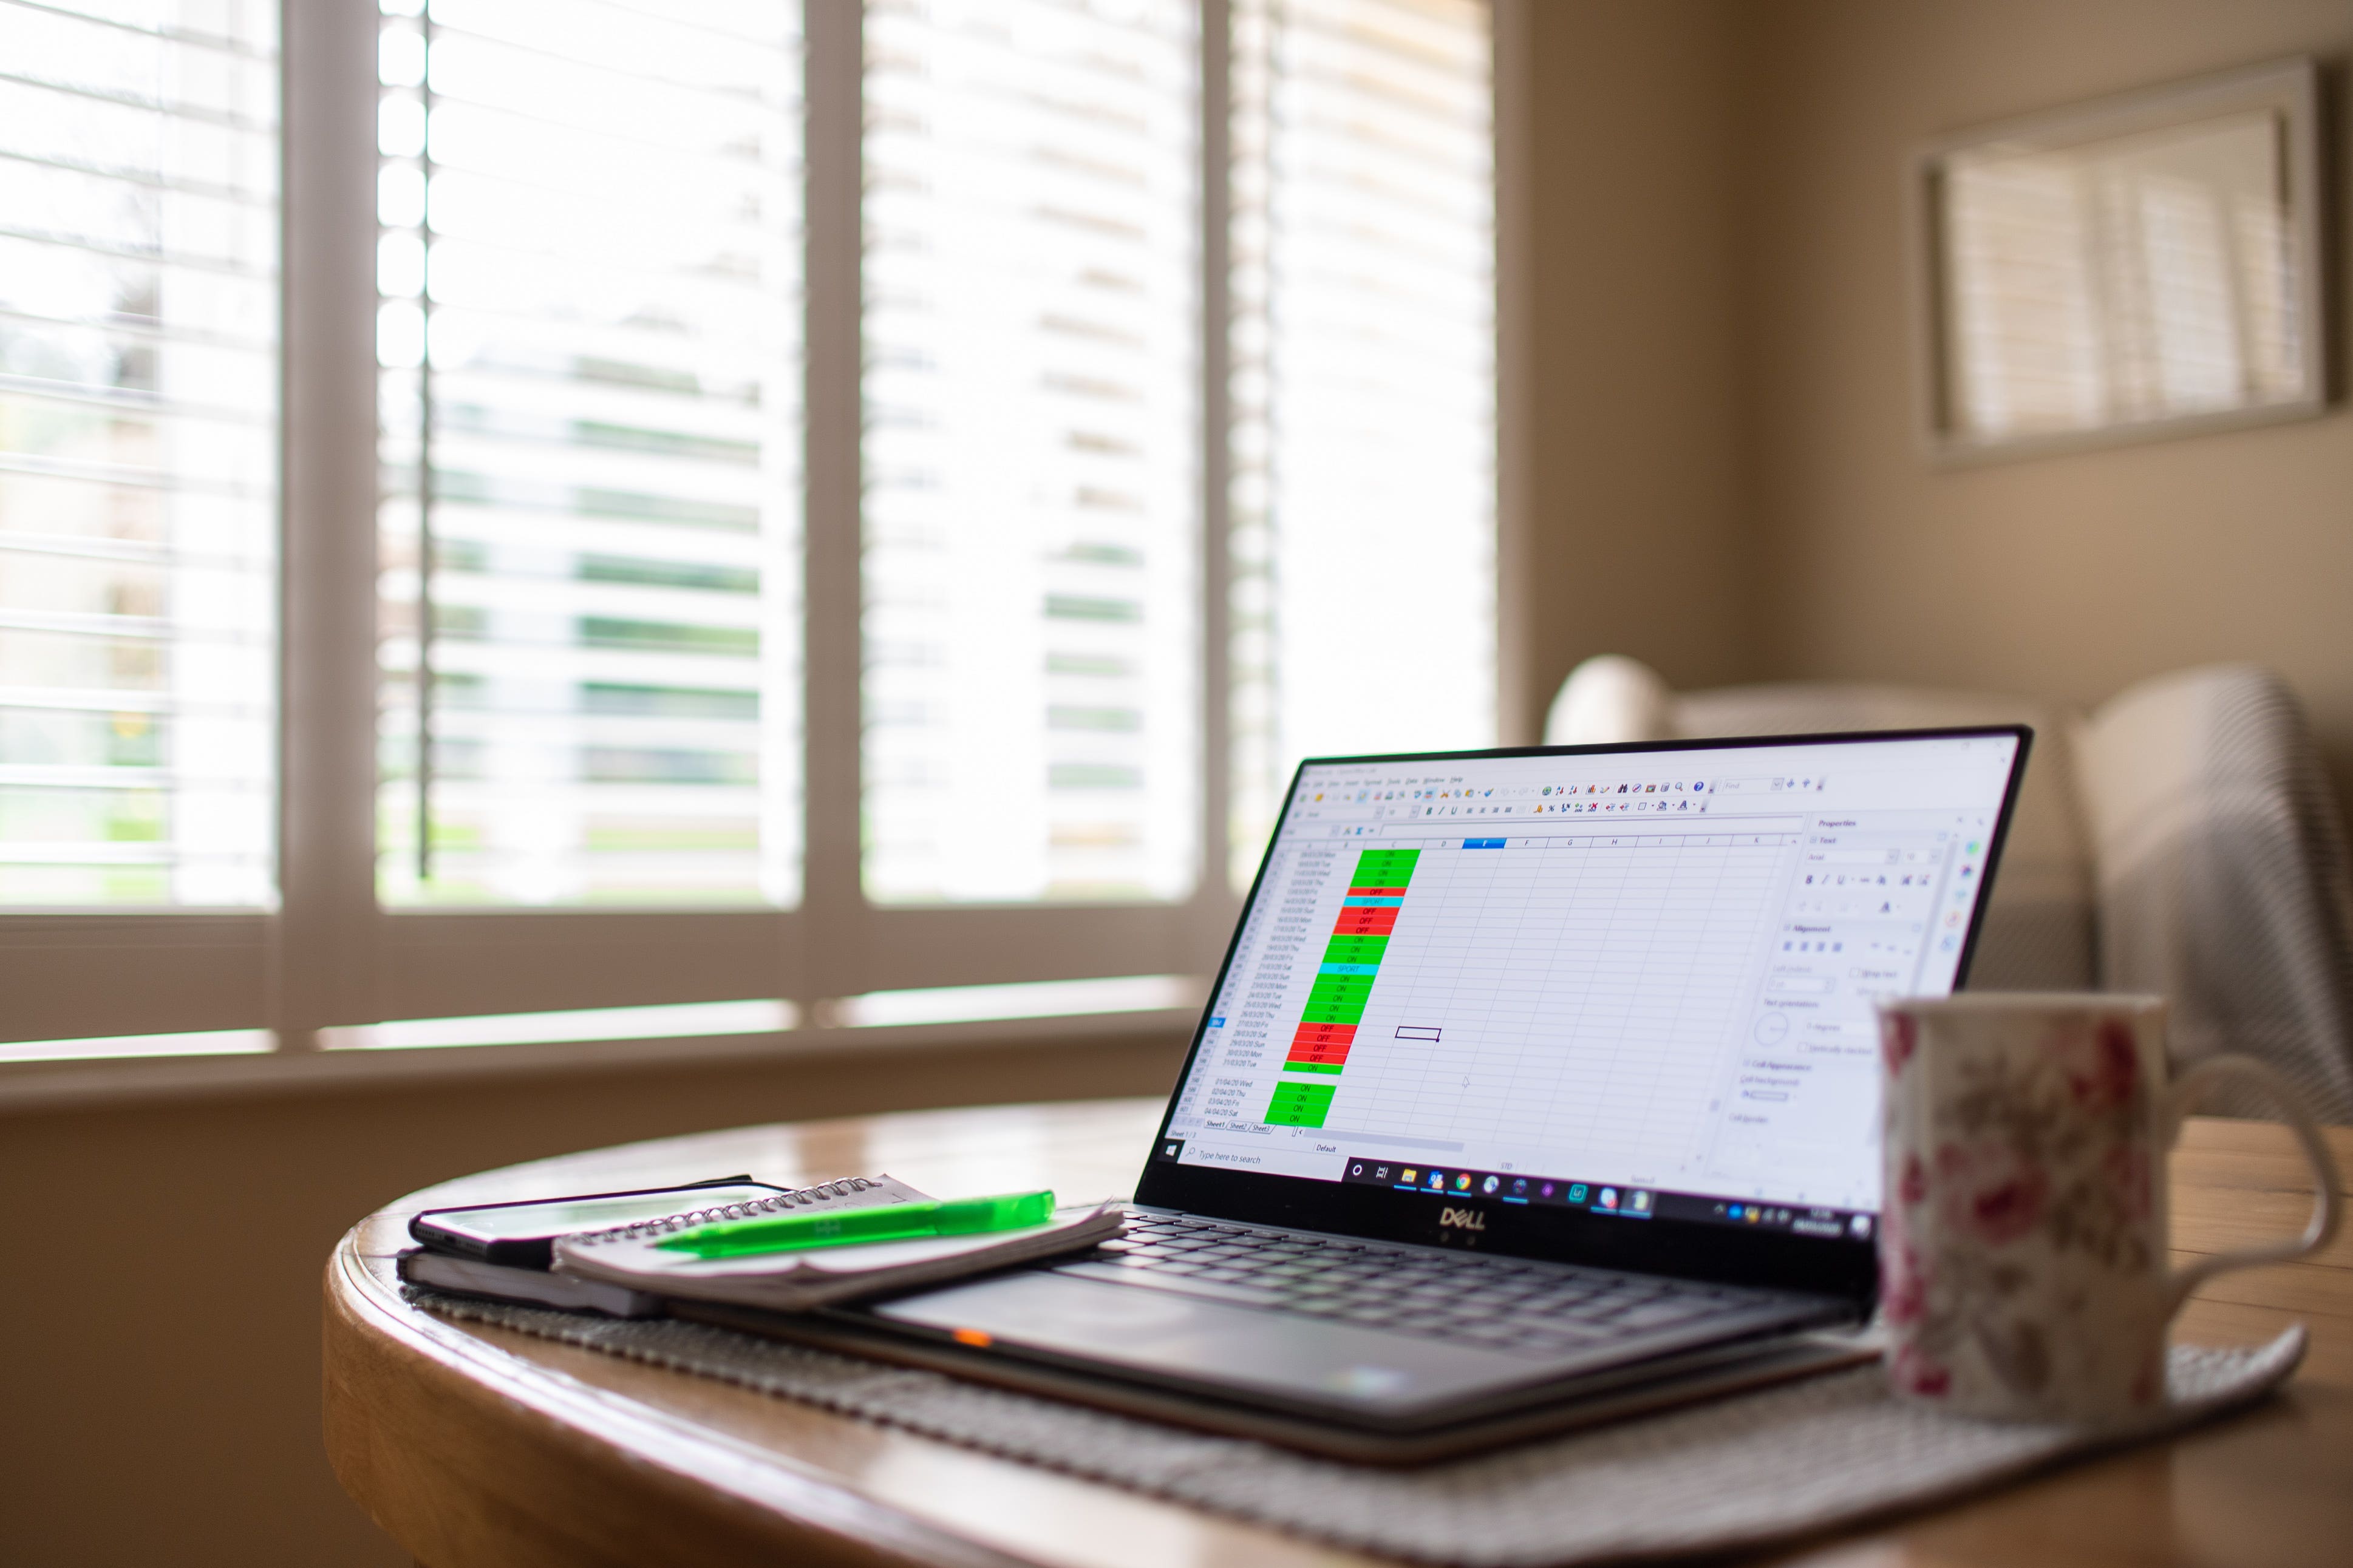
left=1350, top=850, right=1419, bottom=874
left=1321, top=938, right=1390, bottom=963
left=1264, top=1079, right=1336, bottom=1127
left=1306, top=985, right=1374, bottom=1008
left=1281, top=1061, right=1344, bottom=1075
left=1302, top=1000, right=1371, bottom=1020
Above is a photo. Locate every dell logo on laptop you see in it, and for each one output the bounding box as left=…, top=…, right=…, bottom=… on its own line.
left=1438, top=1206, right=1486, bottom=1232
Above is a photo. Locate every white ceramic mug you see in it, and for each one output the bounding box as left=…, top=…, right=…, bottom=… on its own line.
left=1876, top=993, right=2340, bottom=1424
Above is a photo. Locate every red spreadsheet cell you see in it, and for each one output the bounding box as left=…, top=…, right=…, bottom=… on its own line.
left=1332, top=909, right=1400, bottom=935
left=1284, top=1047, right=1352, bottom=1067
left=1291, top=1022, right=1358, bottom=1047
left=1345, top=885, right=1408, bottom=898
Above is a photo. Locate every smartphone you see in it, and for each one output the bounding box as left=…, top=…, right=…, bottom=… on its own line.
left=410, top=1177, right=790, bottom=1269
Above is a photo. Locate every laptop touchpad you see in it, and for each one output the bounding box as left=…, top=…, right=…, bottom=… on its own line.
left=874, top=1271, right=1534, bottom=1415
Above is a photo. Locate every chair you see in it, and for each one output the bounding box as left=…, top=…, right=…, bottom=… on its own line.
left=1545, top=657, right=2353, bottom=1121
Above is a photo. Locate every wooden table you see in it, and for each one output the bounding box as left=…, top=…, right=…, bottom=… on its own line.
left=324, top=1102, right=2353, bottom=1567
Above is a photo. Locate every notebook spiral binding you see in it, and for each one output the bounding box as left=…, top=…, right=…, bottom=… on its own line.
left=568, top=1177, right=884, bottom=1249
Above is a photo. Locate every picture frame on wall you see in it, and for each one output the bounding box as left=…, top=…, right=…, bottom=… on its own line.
left=1915, top=57, right=2327, bottom=463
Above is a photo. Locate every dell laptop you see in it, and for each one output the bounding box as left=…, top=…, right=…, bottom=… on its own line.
left=712, top=728, right=2031, bottom=1457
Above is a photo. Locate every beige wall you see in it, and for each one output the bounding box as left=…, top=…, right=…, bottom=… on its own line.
left=0, top=1033, right=1187, bottom=1566
left=1734, top=0, right=2353, bottom=806
left=1516, top=0, right=1752, bottom=736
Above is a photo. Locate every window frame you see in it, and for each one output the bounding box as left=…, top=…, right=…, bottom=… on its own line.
left=0, top=0, right=1521, bottom=1090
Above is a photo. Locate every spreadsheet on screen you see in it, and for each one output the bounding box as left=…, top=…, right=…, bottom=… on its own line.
left=1166, top=735, right=2021, bottom=1215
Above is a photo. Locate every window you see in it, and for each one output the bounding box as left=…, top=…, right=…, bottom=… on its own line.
left=0, top=0, right=279, bottom=909
left=0, top=0, right=1503, bottom=1070
left=862, top=0, right=1201, bottom=904
left=375, top=0, right=805, bottom=908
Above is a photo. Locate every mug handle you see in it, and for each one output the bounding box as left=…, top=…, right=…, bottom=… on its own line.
left=2163, top=1054, right=2344, bottom=1315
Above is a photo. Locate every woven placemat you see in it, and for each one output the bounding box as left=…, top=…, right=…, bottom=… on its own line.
left=410, top=1288, right=2303, bottom=1566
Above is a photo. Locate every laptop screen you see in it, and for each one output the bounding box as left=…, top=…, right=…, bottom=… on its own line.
left=1149, top=730, right=2027, bottom=1257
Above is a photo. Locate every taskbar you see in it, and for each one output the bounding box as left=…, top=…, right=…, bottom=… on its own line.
left=1337, top=1153, right=1875, bottom=1242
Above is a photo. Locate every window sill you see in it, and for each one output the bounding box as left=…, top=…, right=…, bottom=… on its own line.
left=0, top=1004, right=1198, bottom=1114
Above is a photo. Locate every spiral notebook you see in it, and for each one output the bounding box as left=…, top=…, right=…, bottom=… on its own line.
left=401, top=1174, right=1121, bottom=1318
left=552, top=1178, right=1124, bottom=1312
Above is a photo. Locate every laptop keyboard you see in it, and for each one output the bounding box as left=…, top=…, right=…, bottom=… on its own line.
left=1052, top=1213, right=1814, bottom=1362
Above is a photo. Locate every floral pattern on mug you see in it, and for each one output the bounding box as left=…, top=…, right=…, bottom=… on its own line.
left=1879, top=1002, right=2165, bottom=1420
left=1933, top=1139, right=2049, bottom=1246
left=2060, top=1020, right=2140, bottom=1112
left=1882, top=1012, right=1918, bottom=1077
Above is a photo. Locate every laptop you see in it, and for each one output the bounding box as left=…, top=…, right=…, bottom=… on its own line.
left=703, top=728, right=2031, bottom=1459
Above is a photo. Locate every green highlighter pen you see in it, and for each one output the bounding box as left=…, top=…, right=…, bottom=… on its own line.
left=655, top=1189, right=1057, bottom=1260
